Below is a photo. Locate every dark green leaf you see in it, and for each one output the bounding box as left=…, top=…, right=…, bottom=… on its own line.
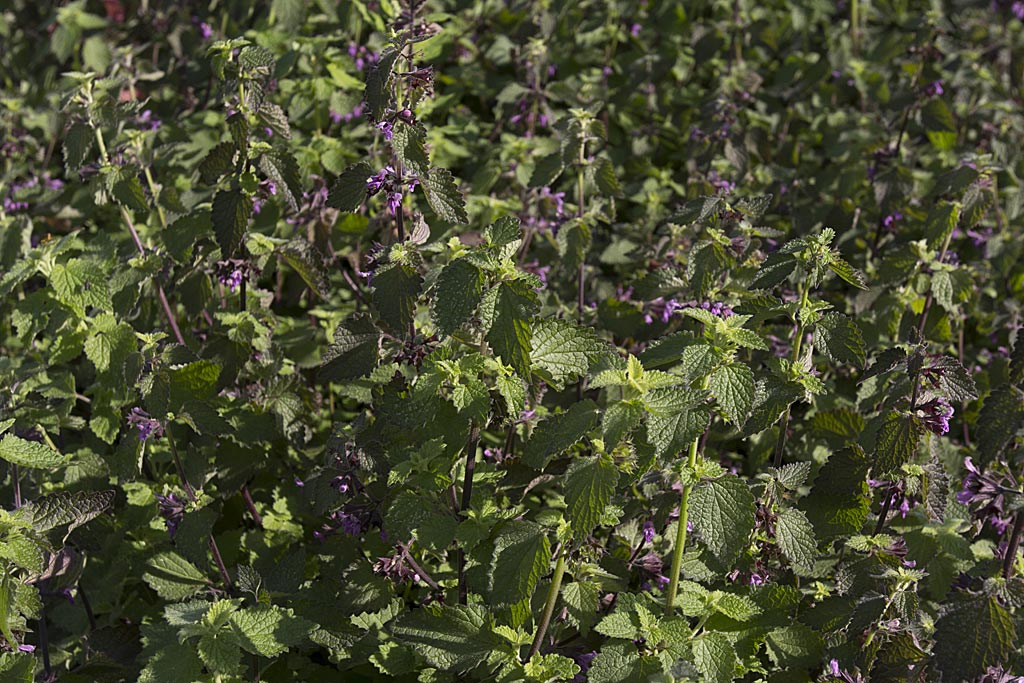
left=564, top=455, right=618, bottom=539
left=211, top=189, right=251, bottom=257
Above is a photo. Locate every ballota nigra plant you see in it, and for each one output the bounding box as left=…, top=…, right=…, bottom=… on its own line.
left=1, top=0, right=1024, bottom=681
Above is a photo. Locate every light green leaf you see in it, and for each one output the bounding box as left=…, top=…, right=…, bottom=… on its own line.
left=775, top=508, right=817, bottom=571
left=489, top=521, right=551, bottom=606
left=521, top=400, right=599, bottom=469
left=198, top=631, right=242, bottom=675
left=692, top=632, right=738, bottom=683
left=143, top=552, right=209, bottom=600
left=229, top=606, right=315, bottom=658
left=530, top=320, right=607, bottom=390
left=709, top=363, right=755, bottom=426
left=391, top=604, right=499, bottom=672
left=16, top=490, right=114, bottom=533
left=764, top=624, right=823, bottom=668
left=602, top=400, right=644, bottom=449
left=482, top=280, right=537, bottom=379
left=690, top=475, right=756, bottom=563
left=423, top=167, right=468, bottom=224
left=0, top=435, right=65, bottom=469
left=813, top=312, right=866, bottom=366
left=564, top=455, right=619, bottom=539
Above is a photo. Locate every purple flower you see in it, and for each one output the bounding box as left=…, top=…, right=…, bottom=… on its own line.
left=1014, top=1, right=1024, bottom=19
left=366, top=167, right=391, bottom=194
left=376, top=120, right=394, bottom=140
left=138, top=110, right=161, bottom=131
left=642, top=521, right=656, bottom=544
left=128, top=407, right=164, bottom=442
left=630, top=23, right=641, bottom=37
left=155, top=492, right=186, bottom=538
left=387, top=191, right=403, bottom=215
left=918, top=397, right=953, bottom=435
left=221, top=268, right=244, bottom=292
left=329, top=110, right=342, bottom=124
left=294, top=478, right=305, bottom=488
left=925, top=80, right=945, bottom=97
left=17, top=644, right=35, bottom=653
left=882, top=211, right=903, bottom=228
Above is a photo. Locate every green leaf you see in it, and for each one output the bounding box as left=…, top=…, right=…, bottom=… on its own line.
left=16, top=489, right=114, bottom=534
left=562, top=581, right=600, bottom=635
left=930, top=356, right=978, bottom=403
left=259, top=149, right=303, bottom=212
left=564, top=455, right=619, bottom=539
left=143, top=552, right=209, bottom=600
left=530, top=320, right=607, bottom=390
left=523, top=653, right=581, bottom=681
left=198, top=631, right=242, bottom=675
left=422, top=167, right=468, bottom=224
left=278, top=239, right=328, bottom=296
left=521, top=400, right=599, bottom=469
left=873, top=411, right=923, bottom=475
left=925, top=202, right=961, bottom=250
left=801, top=446, right=871, bottom=539
left=775, top=508, right=817, bottom=571
left=199, top=141, right=236, bottom=185
left=364, top=47, right=400, bottom=120
left=690, top=475, right=756, bottom=563
left=211, top=189, right=251, bottom=257
left=327, top=161, right=372, bottom=213
left=482, top=280, right=537, bottom=378
left=828, top=256, right=869, bottom=290
left=0, top=434, right=65, bottom=469
left=976, top=385, right=1024, bottom=466
left=229, top=605, right=315, bottom=658
left=692, top=632, right=738, bottom=683
left=592, top=157, right=623, bottom=197
left=602, top=400, right=644, bottom=449
left=320, top=314, right=380, bottom=381
left=372, top=262, right=423, bottom=336
left=484, top=215, right=522, bottom=248
left=391, top=604, right=499, bottom=672
left=594, top=611, right=638, bottom=640
left=750, top=252, right=797, bottom=290
left=489, top=521, right=551, bottom=606
left=670, top=196, right=723, bottom=225
left=587, top=642, right=663, bottom=683
left=392, top=122, right=430, bottom=177
left=431, top=259, right=484, bottom=336
left=112, top=174, right=149, bottom=212
left=164, top=213, right=212, bottom=263
left=63, top=121, right=94, bottom=173
left=813, top=312, right=866, bottom=366
left=764, top=624, right=823, bottom=668
left=709, top=363, right=755, bottom=426
left=932, top=597, right=1017, bottom=683
left=643, top=390, right=711, bottom=460
left=528, top=152, right=564, bottom=188
left=50, top=258, right=112, bottom=316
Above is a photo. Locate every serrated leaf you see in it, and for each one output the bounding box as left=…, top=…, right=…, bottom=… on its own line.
left=521, top=400, right=599, bottom=469
left=709, top=363, right=755, bottom=426
left=364, top=47, right=400, bottom=120
left=320, top=314, right=380, bottom=381
left=63, top=121, right=94, bottom=172
left=593, top=157, right=623, bottom=197
left=16, top=490, right=114, bottom=533
left=764, top=624, right=823, bottom=668
left=750, top=252, right=797, bottom=290
left=644, top=391, right=711, bottom=460
left=484, top=215, right=522, bottom=248
left=482, top=280, right=537, bottom=378
left=828, top=256, right=869, bottom=290
left=813, top=312, right=866, bottom=366
left=529, top=152, right=564, bottom=188
left=211, top=189, right=251, bottom=257
left=0, top=435, right=65, bottom=469
left=327, top=161, right=372, bottom=212
left=422, top=167, right=468, bottom=224
left=198, top=631, right=242, bottom=675
left=489, top=521, right=550, bottom=606
left=775, top=508, right=817, bottom=571
left=143, top=551, right=209, bottom=600
left=930, top=356, right=978, bottom=403
left=392, top=121, right=429, bottom=177
left=862, top=348, right=908, bottom=381
left=874, top=411, right=923, bottom=474
left=199, top=142, right=236, bottom=185
left=932, top=597, right=1016, bottom=683
left=690, top=475, right=756, bottom=563
left=801, top=446, right=871, bottom=539
left=692, top=632, right=737, bottom=683
left=431, top=259, right=484, bottom=336
left=229, top=606, right=314, bottom=658
left=112, top=175, right=148, bottom=212
left=562, top=581, right=600, bottom=635
left=530, top=319, right=607, bottom=390
left=976, top=385, right=1024, bottom=467
left=279, top=239, right=328, bottom=296
left=670, top=196, right=723, bottom=225
left=602, top=400, right=644, bottom=449
left=163, top=212, right=212, bottom=263
left=259, top=149, right=303, bottom=212
left=770, top=461, right=812, bottom=490
left=257, top=103, right=291, bottom=140
left=372, top=262, right=423, bottom=336
left=564, top=455, right=618, bottom=539
left=391, top=604, right=498, bottom=672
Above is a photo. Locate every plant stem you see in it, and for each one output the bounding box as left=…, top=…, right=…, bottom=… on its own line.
left=78, top=582, right=97, bottom=631
left=11, top=463, right=20, bottom=509
left=1003, top=511, right=1024, bottom=579
left=241, top=484, right=262, bottom=528
left=773, top=285, right=809, bottom=467
left=665, top=434, right=700, bottom=615
left=527, top=547, right=566, bottom=660
left=399, top=542, right=442, bottom=590
left=457, top=423, right=481, bottom=604
left=38, top=609, right=51, bottom=679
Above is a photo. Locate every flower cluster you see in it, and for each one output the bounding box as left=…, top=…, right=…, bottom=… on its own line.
left=917, top=397, right=954, bottom=435
left=252, top=179, right=278, bottom=214
left=347, top=42, right=379, bottom=72
left=957, top=457, right=1019, bottom=535
left=215, top=258, right=257, bottom=293
left=313, top=509, right=366, bottom=540
left=365, top=165, right=418, bottom=215
left=128, top=407, right=164, bottom=442
left=154, top=492, right=186, bottom=538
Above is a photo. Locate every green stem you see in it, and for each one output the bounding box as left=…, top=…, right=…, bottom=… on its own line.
left=851, top=0, right=859, bottom=53
left=772, top=285, right=810, bottom=467
left=527, top=548, right=567, bottom=660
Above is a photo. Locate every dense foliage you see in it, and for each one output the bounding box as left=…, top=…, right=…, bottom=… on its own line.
left=2, top=0, right=1024, bottom=681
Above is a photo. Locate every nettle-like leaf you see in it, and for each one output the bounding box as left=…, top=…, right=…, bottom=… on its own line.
left=258, top=148, right=303, bottom=212
left=372, top=262, right=423, bottom=335
left=391, top=604, right=500, bottom=672
left=521, top=400, right=599, bottom=469
left=813, top=312, right=866, bottom=366
left=529, top=319, right=607, bottom=390
left=976, top=385, right=1024, bottom=466
left=489, top=521, right=550, bottom=606
left=708, top=363, right=755, bottom=426
left=422, top=167, right=469, bottom=224
left=432, top=258, right=485, bottom=336
left=229, top=605, right=315, bottom=658
left=481, top=279, right=538, bottom=379
left=692, top=632, right=738, bottom=683
left=690, top=474, right=756, bottom=563
left=142, top=551, right=209, bottom=600
left=211, top=188, right=251, bottom=257
left=932, top=597, right=1017, bottom=683
left=328, top=161, right=372, bottom=212
left=873, top=411, right=923, bottom=475
left=564, top=455, right=618, bottom=539
left=775, top=508, right=817, bottom=571
left=0, top=435, right=66, bottom=469
left=801, top=446, right=871, bottom=539
left=16, top=489, right=114, bottom=533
